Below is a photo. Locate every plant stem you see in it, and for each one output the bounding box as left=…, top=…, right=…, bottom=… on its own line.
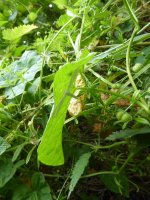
left=126, top=27, right=138, bottom=91
left=82, top=171, right=118, bottom=178
left=123, top=0, right=139, bottom=29
left=96, top=141, right=128, bottom=150
left=39, top=57, right=45, bottom=98
left=138, top=22, right=150, bottom=34
left=119, top=151, right=135, bottom=173
left=124, top=0, right=149, bottom=113
left=45, top=17, right=76, bottom=52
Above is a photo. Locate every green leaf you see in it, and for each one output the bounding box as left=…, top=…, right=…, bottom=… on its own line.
left=28, top=77, right=40, bottom=95
left=0, top=159, right=24, bottom=188
left=0, top=137, right=11, bottom=155
left=37, top=54, right=94, bottom=166
left=12, top=172, right=53, bottom=200
left=135, top=117, right=150, bottom=125
left=26, top=145, right=36, bottom=164
left=12, top=142, right=28, bottom=162
left=0, top=51, right=43, bottom=99
left=2, top=24, right=37, bottom=41
left=0, top=21, right=7, bottom=26
left=68, top=152, right=91, bottom=198
left=52, top=0, right=68, bottom=9
left=106, top=126, right=150, bottom=141
left=56, top=14, right=71, bottom=27
left=0, top=51, right=42, bottom=88
left=100, top=173, right=129, bottom=197
left=5, top=83, right=26, bottom=99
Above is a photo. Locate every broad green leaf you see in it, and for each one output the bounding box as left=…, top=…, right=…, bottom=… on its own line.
left=12, top=172, right=52, bottom=200
left=106, top=126, right=150, bottom=141
left=2, top=24, right=37, bottom=41
left=0, top=51, right=42, bottom=88
left=0, top=137, right=11, bottom=155
left=5, top=83, right=26, bottom=99
left=0, top=51, right=43, bottom=99
left=38, top=54, right=94, bottom=166
left=68, top=152, right=91, bottom=198
left=0, top=159, right=24, bottom=188
left=100, top=173, right=129, bottom=197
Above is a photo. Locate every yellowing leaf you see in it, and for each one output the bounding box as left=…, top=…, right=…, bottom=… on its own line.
left=2, top=24, right=38, bottom=41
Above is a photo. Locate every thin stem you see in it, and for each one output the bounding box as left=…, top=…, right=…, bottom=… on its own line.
left=96, top=141, right=128, bottom=150
left=119, top=152, right=135, bottom=173
left=102, top=0, right=117, bottom=11
left=138, top=22, right=150, bottom=34
left=82, top=171, right=118, bottom=178
left=57, top=174, right=70, bottom=200
left=45, top=17, right=76, bottom=52
left=64, top=140, right=127, bottom=150
left=88, top=68, right=113, bottom=87
left=76, top=8, right=86, bottom=57
left=123, top=0, right=139, bottom=29
left=123, top=0, right=139, bottom=91
left=38, top=57, right=45, bottom=98
left=126, top=28, right=138, bottom=91
left=124, top=0, right=149, bottom=113
left=44, top=174, right=64, bottom=178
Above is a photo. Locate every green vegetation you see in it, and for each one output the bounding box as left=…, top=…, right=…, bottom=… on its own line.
left=0, top=0, right=150, bottom=199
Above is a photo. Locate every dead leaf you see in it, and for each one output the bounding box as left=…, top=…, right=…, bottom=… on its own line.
left=68, top=74, right=85, bottom=116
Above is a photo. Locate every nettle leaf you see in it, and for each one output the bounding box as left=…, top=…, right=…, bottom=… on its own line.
left=0, top=51, right=43, bottom=99
left=106, top=126, right=150, bottom=141
left=68, top=152, right=91, bottom=199
left=0, top=137, right=11, bottom=155
left=37, top=54, right=94, bottom=166
left=2, top=24, right=37, bottom=41
left=12, top=172, right=52, bottom=200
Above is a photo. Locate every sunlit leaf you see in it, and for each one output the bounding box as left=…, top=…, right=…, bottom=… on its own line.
left=2, top=24, right=37, bottom=41
left=0, top=51, right=43, bottom=99
left=38, top=54, right=94, bottom=166
left=52, top=0, right=68, bottom=9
